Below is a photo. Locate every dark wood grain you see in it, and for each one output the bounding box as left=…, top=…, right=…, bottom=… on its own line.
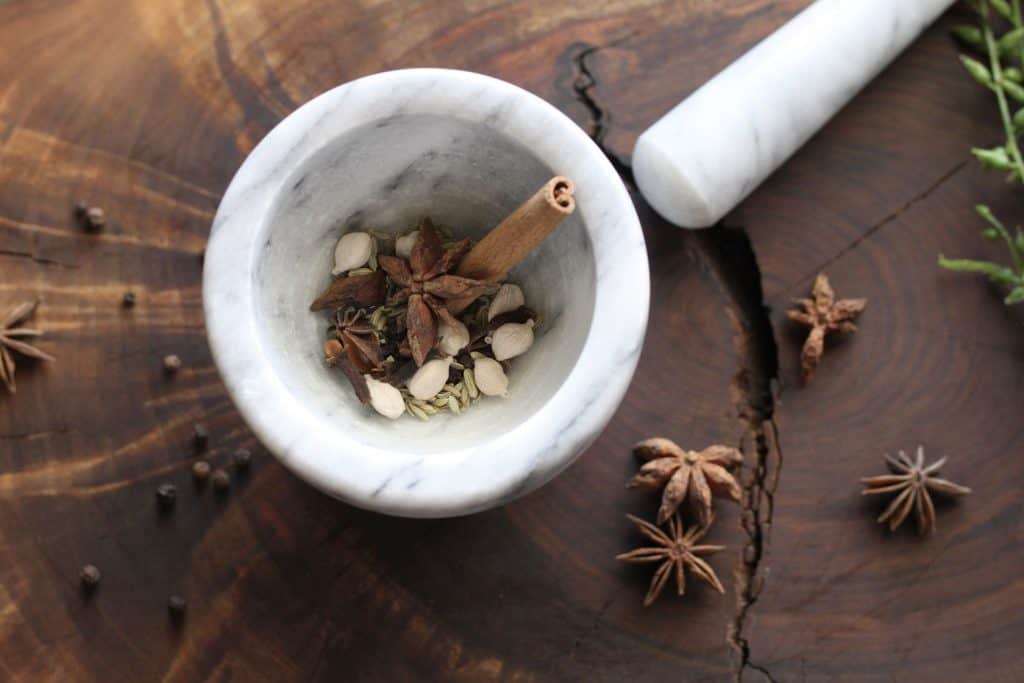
left=2, top=0, right=1020, bottom=681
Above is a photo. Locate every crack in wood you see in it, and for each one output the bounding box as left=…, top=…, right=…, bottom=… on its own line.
left=567, top=43, right=783, bottom=683
left=745, top=659, right=781, bottom=683
left=785, top=158, right=970, bottom=295
left=0, top=248, right=78, bottom=269
left=728, top=423, right=782, bottom=683
left=569, top=41, right=636, bottom=185
left=696, top=226, right=781, bottom=683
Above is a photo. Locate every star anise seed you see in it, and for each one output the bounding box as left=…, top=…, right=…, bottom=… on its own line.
left=616, top=513, right=725, bottom=607
left=787, top=273, right=866, bottom=382
left=861, top=446, right=970, bottom=535
left=1, top=300, right=56, bottom=394
left=378, top=219, right=497, bottom=366
left=628, top=438, right=743, bottom=525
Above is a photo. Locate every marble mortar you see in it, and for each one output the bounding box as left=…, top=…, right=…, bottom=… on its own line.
left=203, top=69, right=649, bottom=517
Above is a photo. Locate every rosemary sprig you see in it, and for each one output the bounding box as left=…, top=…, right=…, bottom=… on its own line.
left=942, top=0, right=1024, bottom=304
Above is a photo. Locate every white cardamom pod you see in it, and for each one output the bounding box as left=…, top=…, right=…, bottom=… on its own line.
left=332, top=232, right=373, bottom=275
left=437, top=319, right=470, bottom=356
left=407, top=357, right=452, bottom=400
left=490, top=320, right=535, bottom=361
left=365, top=376, right=405, bottom=419
left=395, top=230, right=419, bottom=260
left=488, top=283, right=525, bottom=321
left=473, top=357, right=508, bottom=397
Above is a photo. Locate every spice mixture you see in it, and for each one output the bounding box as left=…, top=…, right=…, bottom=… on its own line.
left=312, top=218, right=538, bottom=420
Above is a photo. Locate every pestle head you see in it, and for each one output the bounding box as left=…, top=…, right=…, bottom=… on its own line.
left=631, top=0, right=955, bottom=229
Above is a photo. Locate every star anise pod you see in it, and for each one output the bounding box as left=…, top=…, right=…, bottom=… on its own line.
left=861, top=446, right=970, bottom=535
left=628, top=438, right=743, bottom=525
left=1, top=300, right=56, bottom=394
left=378, top=219, right=497, bottom=366
left=310, top=268, right=386, bottom=312
left=323, top=309, right=383, bottom=404
left=787, top=273, right=866, bottom=382
left=332, top=309, right=382, bottom=373
left=616, top=513, right=725, bottom=606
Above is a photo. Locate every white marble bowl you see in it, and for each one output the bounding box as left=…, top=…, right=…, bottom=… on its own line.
left=203, top=69, right=648, bottom=517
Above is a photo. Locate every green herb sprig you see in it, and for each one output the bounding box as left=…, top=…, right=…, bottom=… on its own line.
left=941, top=0, right=1024, bottom=304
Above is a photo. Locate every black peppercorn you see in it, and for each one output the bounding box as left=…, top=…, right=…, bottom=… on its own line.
left=73, top=200, right=89, bottom=219
left=168, top=595, right=186, bottom=620
left=156, top=483, right=177, bottom=510
left=192, top=423, right=209, bottom=451
left=84, top=206, right=105, bottom=231
left=191, top=460, right=211, bottom=482
left=232, top=448, right=252, bottom=470
left=163, top=354, right=182, bottom=374
left=79, top=564, right=101, bottom=591
left=211, top=469, right=230, bottom=493
left=122, top=292, right=136, bottom=308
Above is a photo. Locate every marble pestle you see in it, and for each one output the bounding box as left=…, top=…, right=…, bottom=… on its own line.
left=633, top=0, right=956, bottom=229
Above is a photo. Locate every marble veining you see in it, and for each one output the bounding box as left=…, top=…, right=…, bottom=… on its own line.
left=634, top=0, right=955, bottom=228
left=203, top=69, right=648, bottom=518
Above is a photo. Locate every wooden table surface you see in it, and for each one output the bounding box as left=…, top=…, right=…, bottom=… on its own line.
left=2, top=1, right=1022, bottom=681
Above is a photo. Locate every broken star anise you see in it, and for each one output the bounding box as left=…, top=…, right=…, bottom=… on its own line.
left=378, top=219, right=497, bottom=366
left=323, top=309, right=383, bottom=404
left=616, top=513, right=725, bottom=607
left=1, top=300, right=56, bottom=394
left=787, top=273, right=866, bottom=382
left=861, top=446, right=970, bottom=535
left=332, top=308, right=382, bottom=373
left=628, top=438, right=743, bottom=525
left=310, top=268, right=386, bottom=313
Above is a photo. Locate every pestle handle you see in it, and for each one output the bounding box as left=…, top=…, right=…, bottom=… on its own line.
left=633, top=0, right=955, bottom=229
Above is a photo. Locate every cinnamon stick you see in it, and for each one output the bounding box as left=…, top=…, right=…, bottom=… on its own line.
left=448, top=176, right=575, bottom=313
